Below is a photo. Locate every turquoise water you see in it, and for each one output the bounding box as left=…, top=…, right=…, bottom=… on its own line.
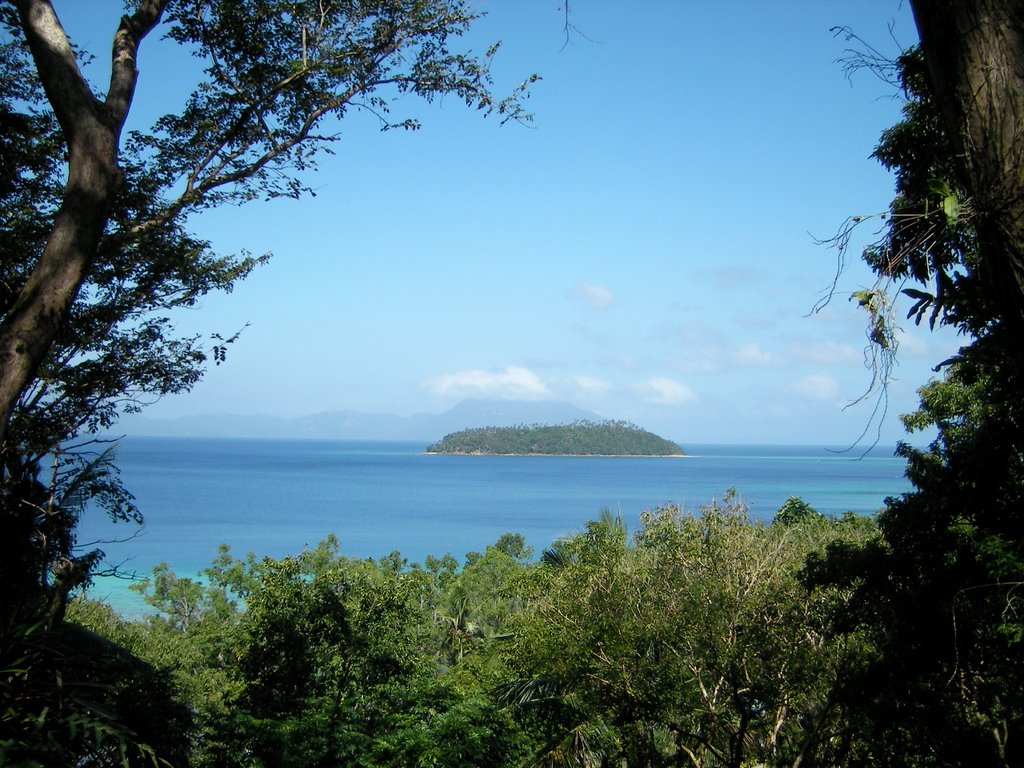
left=77, top=438, right=911, bottom=613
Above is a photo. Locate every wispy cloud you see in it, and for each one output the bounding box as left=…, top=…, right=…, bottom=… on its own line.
left=572, top=375, right=612, bottom=395
left=672, top=340, right=778, bottom=375
left=570, top=282, right=615, bottom=310
left=734, top=342, right=775, bottom=367
left=424, top=366, right=551, bottom=400
left=895, top=328, right=933, bottom=358
left=793, top=373, right=841, bottom=401
left=644, top=377, right=697, bottom=405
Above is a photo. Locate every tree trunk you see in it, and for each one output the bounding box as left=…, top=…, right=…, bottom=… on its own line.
left=0, top=126, right=119, bottom=448
left=0, top=0, right=165, bottom=450
left=910, top=0, right=1024, bottom=338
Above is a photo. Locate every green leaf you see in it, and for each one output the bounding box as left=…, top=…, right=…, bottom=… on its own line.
left=928, top=178, right=960, bottom=223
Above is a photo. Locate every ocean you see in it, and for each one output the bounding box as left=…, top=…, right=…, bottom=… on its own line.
left=77, top=437, right=912, bottom=614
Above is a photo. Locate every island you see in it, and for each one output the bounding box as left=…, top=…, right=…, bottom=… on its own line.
left=425, top=420, right=685, bottom=456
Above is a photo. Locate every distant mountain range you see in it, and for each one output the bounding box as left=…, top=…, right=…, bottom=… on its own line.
left=115, top=399, right=606, bottom=441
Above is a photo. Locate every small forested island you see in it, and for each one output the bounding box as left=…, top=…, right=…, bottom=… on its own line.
left=426, top=420, right=685, bottom=456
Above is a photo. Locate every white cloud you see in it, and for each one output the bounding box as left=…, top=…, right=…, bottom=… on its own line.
left=644, top=377, right=697, bottom=405
left=572, top=375, right=612, bottom=395
left=793, top=373, right=841, bottom=401
left=734, top=342, right=775, bottom=367
left=424, top=366, right=551, bottom=400
left=570, top=282, right=615, bottom=310
left=672, top=352, right=723, bottom=375
left=669, top=321, right=725, bottom=346
left=568, top=320, right=610, bottom=347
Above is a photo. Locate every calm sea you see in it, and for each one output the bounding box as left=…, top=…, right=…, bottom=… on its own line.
left=78, top=437, right=912, bottom=613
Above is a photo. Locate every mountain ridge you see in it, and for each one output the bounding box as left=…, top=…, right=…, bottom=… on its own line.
left=114, top=399, right=607, bottom=441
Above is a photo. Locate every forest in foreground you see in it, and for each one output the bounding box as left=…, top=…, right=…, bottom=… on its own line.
left=47, top=496, right=879, bottom=768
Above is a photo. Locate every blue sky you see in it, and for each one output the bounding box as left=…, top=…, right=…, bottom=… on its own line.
left=57, top=1, right=960, bottom=445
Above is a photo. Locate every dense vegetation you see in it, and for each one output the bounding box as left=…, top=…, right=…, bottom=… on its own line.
left=805, top=41, right=1024, bottom=764
left=41, top=497, right=880, bottom=768
left=3, top=1, right=1024, bottom=765
left=426, top=421, right=684, bottom=456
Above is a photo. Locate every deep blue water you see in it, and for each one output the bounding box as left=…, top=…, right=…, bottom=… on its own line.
left=77, top=438, right=912, bottom=613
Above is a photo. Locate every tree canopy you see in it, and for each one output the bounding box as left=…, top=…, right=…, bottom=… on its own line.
left=806, top=8, right=1024, bottom=761
left=0, top=0, right=536, bottom=448
left=0, top=0, right=534, bottom=624
left=0, top=2, right=534, bottom=758
left=49, top=508, right=875, bottom=768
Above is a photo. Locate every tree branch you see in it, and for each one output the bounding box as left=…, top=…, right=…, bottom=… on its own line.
left=106, top=0, right=167, bottom=121
left=14, top=0, right=99, bottom=138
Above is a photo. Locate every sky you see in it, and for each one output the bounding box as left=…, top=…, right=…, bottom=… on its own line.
left=54, top=1, right=961, bottom=446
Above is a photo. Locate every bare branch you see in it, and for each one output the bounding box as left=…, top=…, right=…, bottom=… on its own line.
left=830, top=25, right=902, bottom=90
left=558, top=1, right=599, bottom=52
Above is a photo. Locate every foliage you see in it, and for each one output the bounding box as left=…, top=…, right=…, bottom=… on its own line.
left=1, top=5, right=535, bottom=762
left=807, top=363, right=1024, bottom=766
left=1, top=0, right=536, bottom=615
left=1, top=447, right=117, bottom=627
left=0, top=0, right=538, bottom=445
left=1, top=608, right=191, bottom=767
left=864, top=48, right=979, bottom=337
left=774, top=495, right=825, bottom=526
left=113, top=535, right=533, bottom=767
left=0, top=15, right=262, bottom=456
left=0, top=14, right=264, bottom=632
left=501, top=497, right=876, bottom=768
left=815, top=45, right=980, bottom=424
left=433, top=535, right=532, bottom=667
left=51, top=500, right=889, bottom=768
left=806, top=43, right=1024, bottom=767
left=427, top=420, right=684, bottom=456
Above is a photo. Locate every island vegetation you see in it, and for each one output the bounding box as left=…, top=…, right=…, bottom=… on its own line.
left=426, top=420, right=685, bottom=456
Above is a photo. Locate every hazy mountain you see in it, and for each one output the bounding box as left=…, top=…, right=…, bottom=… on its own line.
left=115, top=399, right=605, bottom=440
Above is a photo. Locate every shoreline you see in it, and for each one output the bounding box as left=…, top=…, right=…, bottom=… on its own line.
left=423, top=451, right=690, bottom=458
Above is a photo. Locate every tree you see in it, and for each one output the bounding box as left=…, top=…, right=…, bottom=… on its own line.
left=2, top=603, right=194, bottom=767
left=449, top=534, right=532, bottom=634
left=0, top=0, right=533, bottom=448
left=118, top=538, right=529, bottom=767
left=0, top=16, right=269, bottom=627
left=1, top=0, right=163, bottom=444
left=0, top=5, right=534, bottom=763
left=808, top=29, right=1024, bottom=765
left=774, top=496, right=824, bottom=526
left=0, top=0, right=534, bottom=623
left=909, top=0, right=1024, bottom=338
left=502, top=498, right=875, bottom=768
